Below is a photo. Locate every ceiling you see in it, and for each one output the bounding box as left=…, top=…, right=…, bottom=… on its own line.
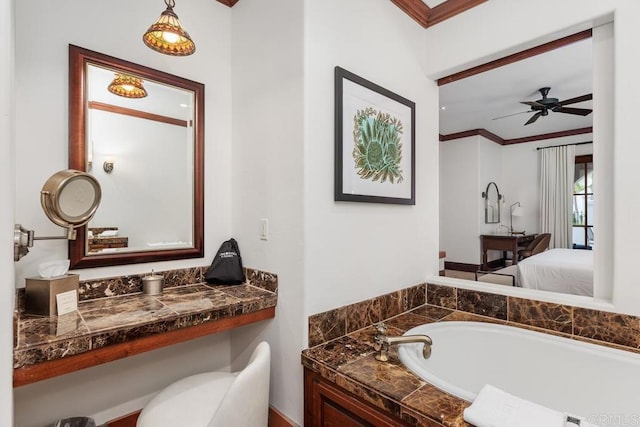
left=215, top=0, right=588, bottom=142
left=422, top=0, right=448, bottom=7
left=439, top=36, right=593, bottom=142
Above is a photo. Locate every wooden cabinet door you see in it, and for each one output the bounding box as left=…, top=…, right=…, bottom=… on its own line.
left=304, top=368, right=408, bottom=427
left=321, top=398, right=370, bottom=427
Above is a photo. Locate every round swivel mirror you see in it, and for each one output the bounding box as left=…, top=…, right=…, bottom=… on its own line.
left=14, top=169, right=102, bottom=261
left=41, top=169, right=102, bottom=235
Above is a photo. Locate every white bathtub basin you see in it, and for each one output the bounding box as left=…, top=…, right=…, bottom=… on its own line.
left=398, top=321, right=640, bottom=422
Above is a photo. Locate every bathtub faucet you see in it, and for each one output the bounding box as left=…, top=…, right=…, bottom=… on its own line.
left=373, top=322, right=432, bottom=362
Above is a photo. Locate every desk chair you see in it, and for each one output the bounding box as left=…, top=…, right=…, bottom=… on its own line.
left=518, top=233, right=551, bottom=260
left=137, top=341, right=271, bottom=427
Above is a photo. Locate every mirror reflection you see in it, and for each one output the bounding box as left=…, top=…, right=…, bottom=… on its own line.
left=69, top=45, right=204, bottom=268
left=482, top=182, right=501, bottom=224
left=438, top=28, right=609, bottom=298
left=86, top=64, right=194, bottom=254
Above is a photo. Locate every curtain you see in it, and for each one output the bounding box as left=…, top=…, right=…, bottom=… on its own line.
left=539, top=145, right=575, bottom=249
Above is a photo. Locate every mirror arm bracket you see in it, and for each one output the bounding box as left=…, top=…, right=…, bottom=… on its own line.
left=14, top=224, right=78, bottom=262
left=13, top=224, right=34, bottom=261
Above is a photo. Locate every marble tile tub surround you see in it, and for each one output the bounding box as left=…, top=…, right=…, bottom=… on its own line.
left=308, top=282, right=640, bottom=352
left=303, top=284, right=640, bottom=426
left=303, top=306, right=471, bottom=426
left=77, top=266, right=277, bottom=300
left=14, top=267, right=278, bottom=369
left=308, top=283, right=426, bottom=347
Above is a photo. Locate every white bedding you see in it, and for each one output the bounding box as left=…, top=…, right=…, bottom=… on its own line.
left=516, top=248, right=593, bottom=296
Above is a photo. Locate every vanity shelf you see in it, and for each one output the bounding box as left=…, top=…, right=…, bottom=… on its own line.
left=14, top=281, right=277, bottom=387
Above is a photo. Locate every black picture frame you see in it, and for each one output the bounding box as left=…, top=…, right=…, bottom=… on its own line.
left=334, top=66, right=416, bottom=205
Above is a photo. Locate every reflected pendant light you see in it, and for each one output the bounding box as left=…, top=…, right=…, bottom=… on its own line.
left=108, top=74, right=148, bottom=98
left=142, top=0, right=196, bottom=56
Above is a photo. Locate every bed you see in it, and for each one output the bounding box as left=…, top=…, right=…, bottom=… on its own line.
left=516, top=248, right=593, bottom=296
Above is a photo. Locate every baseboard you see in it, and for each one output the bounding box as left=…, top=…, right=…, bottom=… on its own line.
left=269, top=407, right=298, bottom=427
left=92, top=392, right=154, bottom=426
left=103, top=406, right=297, bottom=427
left=444, top=261, right=479, bottom=272
left=445, top=259, right=505, bottom=272
left=103, top=411, right=139, bottom=427
left=488, top=258, right=506, bottom=269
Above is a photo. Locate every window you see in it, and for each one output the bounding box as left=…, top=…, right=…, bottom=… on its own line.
left=573, top=155, right=593, bottom=249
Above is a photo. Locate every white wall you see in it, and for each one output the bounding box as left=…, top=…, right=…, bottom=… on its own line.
left=13, top=1, right=234, bottom=425
left=426, top=0, right=640, bottom=314
left=478, top=137, right=503, bottom=235
left=440, top=133, right=593, bottom=265
left=1, top=0, right=15, bottom=424
left=440, top=136, right=481, bottom=264
left=14, top=0, right=233, bottom=284
left=7, top=2, right=638, bottom=427
left=304, top=0, right=436, bottom=317
left=89, top=111, right=192, bottom=248
left=228, top=0, right=305, bottom=423
left=225, top=2, right=436, bottom=423
left=592, top=21, right=614, bottom=300
left=14, top=334, right=231, bottom=426
left=500, top=134, right=593, bottom=235
left=440, top=20, right=611, bottom=267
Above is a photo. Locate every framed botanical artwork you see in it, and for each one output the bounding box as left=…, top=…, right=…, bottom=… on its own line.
left=334, top=66, right=415, bottom=205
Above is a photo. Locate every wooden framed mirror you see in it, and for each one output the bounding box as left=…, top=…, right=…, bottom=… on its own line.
left=68, top=45, right=204, bottom=268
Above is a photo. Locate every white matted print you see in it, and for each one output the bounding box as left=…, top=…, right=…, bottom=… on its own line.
left=334, top=67, right=415, bottom=204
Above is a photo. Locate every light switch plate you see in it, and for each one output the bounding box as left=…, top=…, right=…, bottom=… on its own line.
left=260, top=218, right=269, bottom=241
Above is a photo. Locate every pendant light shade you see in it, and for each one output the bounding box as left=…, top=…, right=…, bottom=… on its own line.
left=108, top=74, right=148, bottom=98
left=143, top=0, right=195, bottom=56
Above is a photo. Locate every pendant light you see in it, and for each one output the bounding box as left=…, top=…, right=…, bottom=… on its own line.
left=142, top=0, right=196, bottom=56
left=108, top=74, right=148, bottom=98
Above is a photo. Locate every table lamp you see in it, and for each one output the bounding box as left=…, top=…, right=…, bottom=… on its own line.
left=510, top=202, right=524, bottom=234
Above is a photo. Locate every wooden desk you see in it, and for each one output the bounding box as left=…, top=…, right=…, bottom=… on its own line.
left=480, top=234, right=536, bottom=270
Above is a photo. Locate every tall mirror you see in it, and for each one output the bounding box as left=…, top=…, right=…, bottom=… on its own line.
left=69, top=45, right=204, bottom=268
left=438, top=26, right=612, bottom=299
left=482, top=182, right=501, bottom=224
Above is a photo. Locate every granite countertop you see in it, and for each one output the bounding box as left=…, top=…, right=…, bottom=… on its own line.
left=14, top=282, right=277, bottom=370
left=302, top=305, right=486, bottom=427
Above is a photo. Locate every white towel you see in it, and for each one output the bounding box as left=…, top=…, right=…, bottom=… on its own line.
left=463, top=384, right=598, bottom=427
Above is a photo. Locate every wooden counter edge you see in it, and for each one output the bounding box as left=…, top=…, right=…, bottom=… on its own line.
left=13, top=306, right=275, bottom=388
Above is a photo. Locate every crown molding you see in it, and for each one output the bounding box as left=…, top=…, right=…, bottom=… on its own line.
left=390, top=0, right=430, bottom=25
left=216, top=0, right=240, bottom=7
left=439, top=128, right=503, bottom=144
left=438, top=29, right=592, bottom=86
left=439, top=127, right=593, bottom=145
left=392, top=0, right=487, bottom=28
left=217, top=0, right=485, bottom=25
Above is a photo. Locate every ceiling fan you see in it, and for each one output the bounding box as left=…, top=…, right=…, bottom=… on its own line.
left=519, top=87, right=592, bottom=125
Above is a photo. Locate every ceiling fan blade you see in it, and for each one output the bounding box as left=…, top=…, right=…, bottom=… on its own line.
left=559, top=93, right=592, bottom=106
left=492, top=110, right=531, bottom=120
left=524, top=112, right=542, bottom=126
left=520, top=101, right=544, bottom=107
left=555, top=107, right=592, bottom=116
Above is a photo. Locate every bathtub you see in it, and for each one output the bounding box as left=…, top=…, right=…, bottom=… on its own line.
left=398, top=321, right=640, bottom=423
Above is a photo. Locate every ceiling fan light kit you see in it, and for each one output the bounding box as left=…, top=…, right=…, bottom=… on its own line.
left=519, top=87, right=592, bottom=126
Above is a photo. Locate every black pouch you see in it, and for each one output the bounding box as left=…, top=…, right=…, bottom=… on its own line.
left=205, top=238, right=246, bottom=285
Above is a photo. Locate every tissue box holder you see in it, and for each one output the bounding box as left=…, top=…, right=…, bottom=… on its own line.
left=25, top=274, right=79, bottom=316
